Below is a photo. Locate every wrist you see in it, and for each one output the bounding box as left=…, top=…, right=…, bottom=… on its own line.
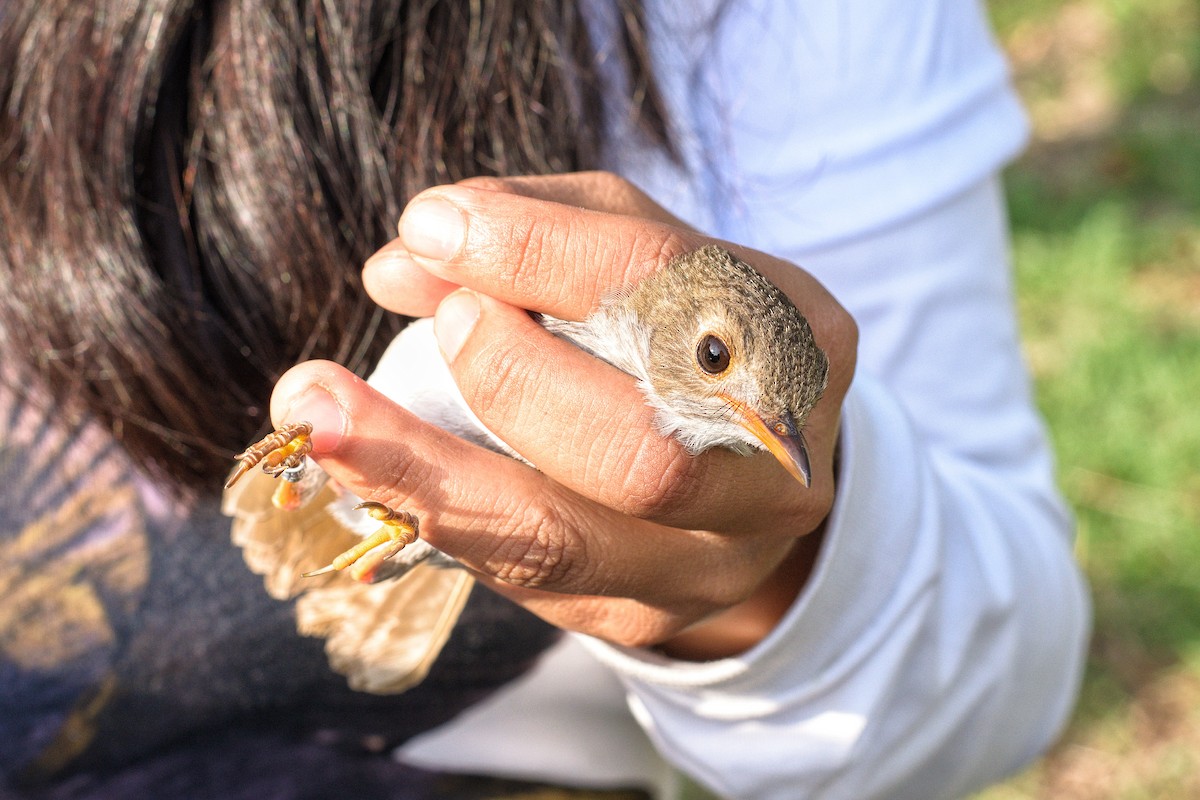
left=657, top=524, right=826, bottom=661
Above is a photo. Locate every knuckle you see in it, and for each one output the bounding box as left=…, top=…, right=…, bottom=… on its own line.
left=494, top=214, right=575, bottom=306
left=457, top=175, right=514, bottom=193
left=615, top=438, right=707, bottom=522
left=612, top=227, right=698, bottom=293
left=579, top=224, right=695, bottom=303
left=828, top=307, right=859, bottom=366
left=490, top=496, right=583, bottom=590
left=585, top=169, right=626, bottom=188
left=654, top=229, right=696, bottom=264
left=816, top=302, right=859, bottom=394
left=605, top=617, right=680, bottom=650
left=704, top=566, right=759, bottom=610
left=368, top=439, right=433, bottom=509
left=632, top=227, right=693, bottom=277
left=586, top=170, right=637, bottom=200
left=464, top=334, right=538, bottom=428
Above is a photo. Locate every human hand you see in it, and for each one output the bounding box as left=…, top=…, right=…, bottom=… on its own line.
left=270, top=173, right=856, bottom=659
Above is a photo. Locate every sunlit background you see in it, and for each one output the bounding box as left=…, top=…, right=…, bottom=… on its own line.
left=979, top=0, right=1200, bottom=796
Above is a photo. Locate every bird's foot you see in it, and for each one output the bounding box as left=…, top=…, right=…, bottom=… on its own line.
left=225, top=423, right=420, bottom=580
left=226, top=421, right=315, bottom=483
left=225, top=421, right=315, bottom=510
left=304, top=501, right=420, bottom=583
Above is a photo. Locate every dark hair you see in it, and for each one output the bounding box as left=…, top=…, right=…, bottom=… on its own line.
left=0, top=0, right=668, bottom=495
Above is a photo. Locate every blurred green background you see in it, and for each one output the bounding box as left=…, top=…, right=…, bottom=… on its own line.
left=979, top=0, right=1200, bottom=796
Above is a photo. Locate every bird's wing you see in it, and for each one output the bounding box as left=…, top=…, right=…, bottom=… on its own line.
left=222, top=464, right=473, bottom=695
left=220, top=319, right=511, bottom=694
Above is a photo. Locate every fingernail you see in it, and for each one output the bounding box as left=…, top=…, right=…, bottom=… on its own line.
left=363, top=249, right=415, bottom=274
left=282, top=385, right=345, bottom=451
left=400, top=196, right=466, bottom=262
left=362, top=249, right=417, bottom=297
left=435, top=290, right=480, bottom=363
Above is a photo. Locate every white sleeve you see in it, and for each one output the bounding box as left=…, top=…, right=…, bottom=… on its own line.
left=579, top=1, right=1092, bottom=797
left=579, top=184, right=1091, bottom=799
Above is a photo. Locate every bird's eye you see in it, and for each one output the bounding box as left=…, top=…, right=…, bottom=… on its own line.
left=697, top=334, right=731, bottom=375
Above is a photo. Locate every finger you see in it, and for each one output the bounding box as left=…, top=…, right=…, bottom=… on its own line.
left=432, top=290, right=825, bottom=536
left=363, top=173, right=693, bottom=317
left=392, top=182, right=697, bottom=320
left=267, top=360, right=770, bottom=609
left=363, top=242, right=460, bottom=318
left=457, top=172, right=695, bottom=229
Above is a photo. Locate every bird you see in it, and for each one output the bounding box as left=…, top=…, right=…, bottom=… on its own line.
left=541, top=244, right=827, bottom=486
left=222, top=244, right=828, bottom=693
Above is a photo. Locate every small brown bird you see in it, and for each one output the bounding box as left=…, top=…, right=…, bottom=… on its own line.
left=542, top=244, right=827, bottom=487
left=223, top=245, right=827, bottom=691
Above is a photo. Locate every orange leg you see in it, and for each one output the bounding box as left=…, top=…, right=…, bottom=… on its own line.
left=224, top=421, right=314, bottom=490
left=304, top=502, right=420, bottom=583
left=226, top=423, right=420, bottom=581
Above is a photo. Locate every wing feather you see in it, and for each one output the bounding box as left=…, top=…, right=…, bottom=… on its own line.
left=223, top=467, right=473, bottom=694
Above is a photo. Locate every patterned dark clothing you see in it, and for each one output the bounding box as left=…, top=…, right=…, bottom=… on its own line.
left=0, top=386, right=590, bottom=798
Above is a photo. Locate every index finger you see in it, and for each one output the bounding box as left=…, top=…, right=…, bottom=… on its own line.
left=394, top=182, right=701, bottom=321
left=363, top=172, right=694, bottom=319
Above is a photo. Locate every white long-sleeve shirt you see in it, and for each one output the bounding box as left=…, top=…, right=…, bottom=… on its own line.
left=398, top=1, right=1091, bottom=797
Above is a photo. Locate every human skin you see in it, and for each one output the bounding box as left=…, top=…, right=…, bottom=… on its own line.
left=269, top=172, right=857, bottom=660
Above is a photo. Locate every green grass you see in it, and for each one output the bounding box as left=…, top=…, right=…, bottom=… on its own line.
left=978, top=1, right=1200, bottom=796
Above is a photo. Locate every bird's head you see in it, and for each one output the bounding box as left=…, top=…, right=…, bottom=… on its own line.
left=632, top=246, right=829, bottom=487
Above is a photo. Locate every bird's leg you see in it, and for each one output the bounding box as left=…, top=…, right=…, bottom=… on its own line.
left=271, top=462, right=311, bottom=511
left=225, top=422, right=421, bottom=580
left=225, top=421, right=315, bottom=490
left=304, top=502, right=420, bottom=583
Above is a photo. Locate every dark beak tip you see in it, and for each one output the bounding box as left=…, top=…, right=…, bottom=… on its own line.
left=794, top=438, right=813, bottom=489
left=724, top=398, right=814, bottom=489
left=766, top=417, right=812, bottom=489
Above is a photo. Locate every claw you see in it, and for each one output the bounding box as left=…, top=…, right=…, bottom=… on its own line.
left=225, top=421, right=314, bottom=490
left=226, top=423, right=421, bottom=582
left=304, top=501, right=420, bottom=583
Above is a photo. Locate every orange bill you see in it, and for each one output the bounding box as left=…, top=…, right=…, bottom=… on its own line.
left=719, top=396, right=812, bottom=488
